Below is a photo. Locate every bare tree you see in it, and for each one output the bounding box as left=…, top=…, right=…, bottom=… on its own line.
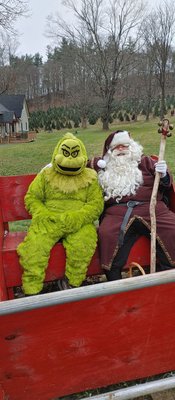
left=0, top=0, right=28, bottom=94
left=141, top=0, right=175, bottom=120
left=0, top=0, right=28, bottom=34
left=0, top=32, right=19, bottom=65
left=0, top=32, right=18, bottom=93
left=46, top=0, right=147, bottom=130
left=134, top=50, right=156, bottom=121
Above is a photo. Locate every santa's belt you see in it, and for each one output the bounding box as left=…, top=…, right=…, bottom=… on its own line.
left=117, top=201, right=145, bottom=247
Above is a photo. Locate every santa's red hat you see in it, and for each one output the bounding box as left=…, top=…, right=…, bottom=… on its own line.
left=102, top=130, right=131, bottom=156
left=96, top=130, right=131, bottom=169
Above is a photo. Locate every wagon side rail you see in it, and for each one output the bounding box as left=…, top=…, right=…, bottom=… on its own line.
left=1, top=271, right=175, bottom=400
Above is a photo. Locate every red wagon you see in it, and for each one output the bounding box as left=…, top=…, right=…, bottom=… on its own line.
left=1, top=174, right=175, bottom=400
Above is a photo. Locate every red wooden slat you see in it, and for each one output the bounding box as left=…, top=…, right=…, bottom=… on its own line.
left=1, top=283, right=175, bottom=400
left=0, top=261, right=7, bottom=301
left=0, top=175, right=35, bottom=222
left=127, top=236, right=150, bottom=265
left=0, top=386, right=5, bottom=400
left=0, top=207, right=7, bottom=301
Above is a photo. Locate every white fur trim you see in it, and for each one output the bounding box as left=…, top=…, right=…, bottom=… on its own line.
left=110, top=131, right=130, bottom=148
left=40, top=162, right=52, bottom=172
left=97, top=159, right=106, bottom=169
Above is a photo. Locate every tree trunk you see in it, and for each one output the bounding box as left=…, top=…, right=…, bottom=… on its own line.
left=145, top=93, right=152, bottom=121
left=145, top=103, right=150, bottom=121
left=101, top=107, right=111, bottom=131
left=81, top=116, right=87, bottom=129
left=160, top=80, right=166, bottom=120
left=102, top=119, right=109, bottom=130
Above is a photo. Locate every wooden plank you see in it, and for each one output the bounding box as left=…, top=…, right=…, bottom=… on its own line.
left=0, top=175, right=35, bottom=222
left=0, top=208, right=8, bottom=301
left=0, top=386, right=5, bottom=400
left=1, top=281, right=175, bottom=400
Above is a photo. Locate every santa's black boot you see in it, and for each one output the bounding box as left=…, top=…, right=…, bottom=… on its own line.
left=105, top=268, right=122, bottom=281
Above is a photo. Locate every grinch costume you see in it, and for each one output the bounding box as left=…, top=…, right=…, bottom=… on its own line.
left=17, top=133, right=104, bottom=295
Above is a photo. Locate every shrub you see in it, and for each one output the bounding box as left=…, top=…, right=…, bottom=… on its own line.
left=118, top=112, right=124, bottom=121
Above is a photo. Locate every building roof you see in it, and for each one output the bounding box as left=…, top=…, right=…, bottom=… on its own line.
left=0, top=111, right=15, bottom=123
left=0, top=103, right=9, bottom=114
left=0, top=95, right=25, bottom=118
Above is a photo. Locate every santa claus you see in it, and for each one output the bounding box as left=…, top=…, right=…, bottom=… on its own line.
left=88, top=130, right=175, bottom=280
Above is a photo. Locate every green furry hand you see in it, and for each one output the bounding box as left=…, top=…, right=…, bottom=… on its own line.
left=59, top=212, right=76, bottom=233
left=32, top=209, right=56, bottom=222
left=59, top=210, right=93, bottom=234
left=31, top=211, right=64, bottom=237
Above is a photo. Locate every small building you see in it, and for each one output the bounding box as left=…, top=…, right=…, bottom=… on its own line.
left=0, top=94, right=29, bottom=141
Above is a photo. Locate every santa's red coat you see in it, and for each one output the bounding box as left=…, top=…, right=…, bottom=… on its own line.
left=88, top=155, right=175, bottom=270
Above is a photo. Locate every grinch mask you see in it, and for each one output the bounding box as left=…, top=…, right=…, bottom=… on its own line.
left=52, top=133, right=87, bottom=175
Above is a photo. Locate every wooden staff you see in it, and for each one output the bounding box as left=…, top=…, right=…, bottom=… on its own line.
left=149, top=119, right=173, bottom=274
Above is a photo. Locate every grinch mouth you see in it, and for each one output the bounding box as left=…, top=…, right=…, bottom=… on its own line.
left=58, top=165, right=81, bottom=172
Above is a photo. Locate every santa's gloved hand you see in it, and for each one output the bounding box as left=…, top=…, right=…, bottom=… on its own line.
left=155, top=160, right=167, bottom=178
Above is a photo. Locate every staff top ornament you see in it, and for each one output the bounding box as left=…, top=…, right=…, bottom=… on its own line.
left=158, top=118, right=174, bottom=137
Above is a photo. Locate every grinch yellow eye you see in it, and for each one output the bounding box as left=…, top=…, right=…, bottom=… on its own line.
left=71, top=150, right=79, bottom=158
left=62, top=149, right=70, bottom=157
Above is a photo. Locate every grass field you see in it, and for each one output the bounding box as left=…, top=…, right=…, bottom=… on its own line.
left=0, top=117, right=175, bottom=177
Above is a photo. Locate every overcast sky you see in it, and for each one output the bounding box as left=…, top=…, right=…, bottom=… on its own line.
left=15, top=0, right=70, bottom=60
left=14, top=0, right=161, bottom=61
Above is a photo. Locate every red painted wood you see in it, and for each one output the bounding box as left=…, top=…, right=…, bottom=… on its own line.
left=127, top=236, right=150, bottom=265
left=0, top=386, right=5, bottom=400
left=0, top=175, right=35, bottom=222
left=0, top=205, right=8, bottom=301
left=1, top=283, right=175, bottom=400
left=0, top=262, right=7, bottom=301
left=7, top=288, right=16, bottom=301
left=0, top=267, right=7, bottom=301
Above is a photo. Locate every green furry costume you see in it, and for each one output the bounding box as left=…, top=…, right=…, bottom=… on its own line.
left=17, top=133, right=104, bottom=295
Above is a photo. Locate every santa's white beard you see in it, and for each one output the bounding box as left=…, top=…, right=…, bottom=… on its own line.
left=98, top=141, right=143, bottom=202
